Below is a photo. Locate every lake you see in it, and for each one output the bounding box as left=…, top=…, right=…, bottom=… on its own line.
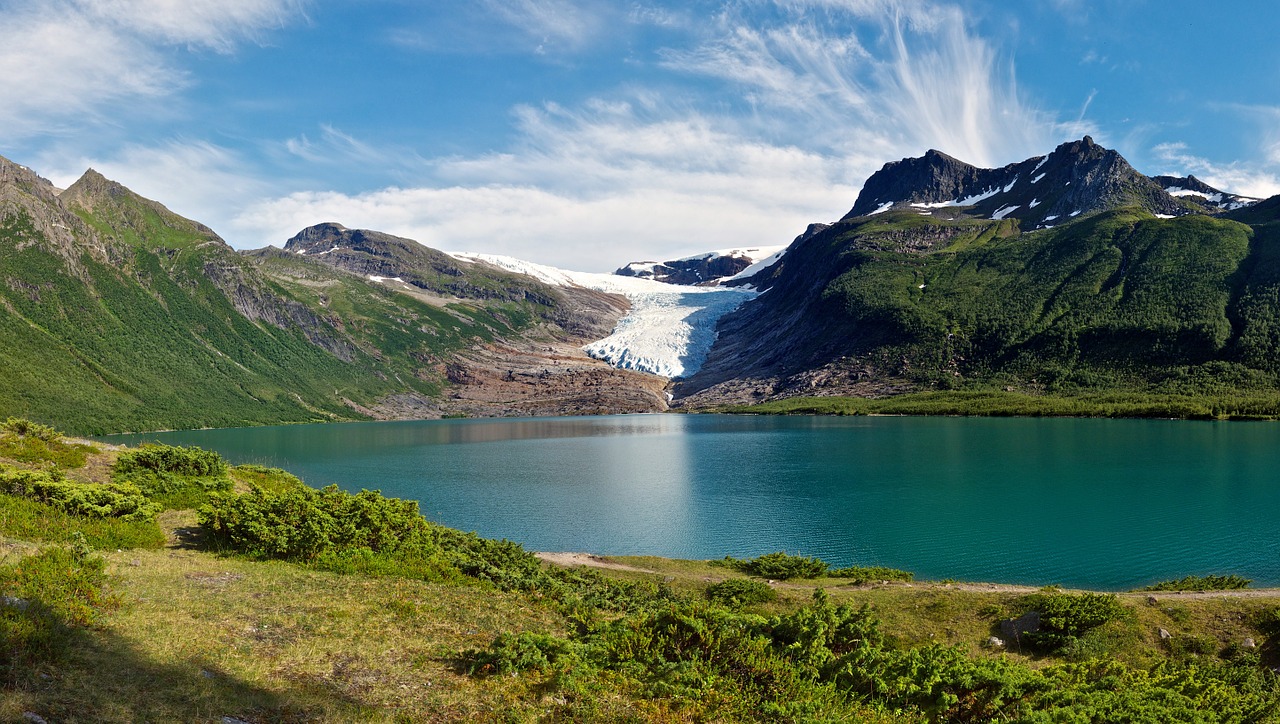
left=103, top=414, right=1280, bottom=590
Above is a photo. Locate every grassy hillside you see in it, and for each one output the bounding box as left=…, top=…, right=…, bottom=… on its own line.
left=685, top=204, right=1280, bottom=409
left=0, top=164, right=559, bottom=435
left=4, top=419, right=1280, bottom=722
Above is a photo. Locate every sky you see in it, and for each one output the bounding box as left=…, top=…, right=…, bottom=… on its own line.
left=4, top=0, right=1280, bottom=271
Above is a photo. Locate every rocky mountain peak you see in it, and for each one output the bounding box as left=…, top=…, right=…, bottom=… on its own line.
left=845, top=137, right=1192, bottom=226
left=62, top=168, right=228, bottom=248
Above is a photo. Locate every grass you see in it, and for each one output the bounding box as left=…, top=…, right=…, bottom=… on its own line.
left=713, top=389, right=1280, bottom=420
left=5, top=429, right=1280, bottom=721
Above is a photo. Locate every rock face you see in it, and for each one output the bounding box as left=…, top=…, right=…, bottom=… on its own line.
left=1000, top=612, right=1042, bottom=647
left=847, top=136, right=1188, bottom=227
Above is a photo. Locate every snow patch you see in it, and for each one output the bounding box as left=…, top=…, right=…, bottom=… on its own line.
left=368, top=275, right=406, bottom=283
left=1069, top=210, right=1081, bottom=217
left=1043, top=214, right=1059, bottom=221
left=1002, top=177, right=1019, bottom=193
left=991, top=205, right=1020, bottom=220
left=1154, top=214, right=1175, bottom=219
left=449, top=252, right=756, bottom=379
left=868, top=201, right=894, bottom=215
left=1031, top=173, right=1046, bottom=184
left=1029, top=199, right=1041, bottom=208
left=1030, top=156, right=1049, bottom=175
left=724, top=246, right=789, bottom=283
left=913, top=186, right=1000, bottom=209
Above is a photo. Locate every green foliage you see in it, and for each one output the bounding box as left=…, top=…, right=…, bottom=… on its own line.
left=1142, top=574, right=1252, bottom=592
left=718, top=551, right=830, bottom=580
left=199, top=484, right=429, bottom=560
left=1, top=417, right=61, bottom=442
left=0, top=418, right=96, bottom=468
left=706, top=578, right=777, bottom=607
left=0, top=493, right=165, bottom=550
left=228, top=464, right=305, bottom=494
left=1022, top=591, right=1129, bottom=651
left=0, top=465, right=159, bottom=521
left=829, top=565, right=914, bottom=583
left=113, top=443, right=232, bottom=508
left=0, top=546, right=114, bottom=679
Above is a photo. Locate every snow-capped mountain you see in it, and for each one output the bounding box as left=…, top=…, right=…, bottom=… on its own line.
left=1152, top=174, right=1259, bottom=213
left=845, top=136, right=1256, bottom=229
left=614, top=245, right=787, bottom=286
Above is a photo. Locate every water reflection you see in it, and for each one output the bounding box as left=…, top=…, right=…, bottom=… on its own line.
left=100, top=415, right=1280, bottom=590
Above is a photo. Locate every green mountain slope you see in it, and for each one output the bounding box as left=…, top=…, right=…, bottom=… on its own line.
left=680, top=204, right=1280, bottom=404
left=0, top=158, right=570, bottom=434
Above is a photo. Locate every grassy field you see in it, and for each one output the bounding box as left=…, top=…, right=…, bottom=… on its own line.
left=4, top=419, right=1280, bottom=722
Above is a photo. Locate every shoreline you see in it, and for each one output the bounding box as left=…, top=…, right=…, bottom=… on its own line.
left=536, top=551, right=1280, bottom=598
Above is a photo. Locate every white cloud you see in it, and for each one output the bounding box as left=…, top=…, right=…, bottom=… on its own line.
left=234, top=103, right=855, bottom=270
left=0, top=0, right=305, bottom=139
left=479, top=0, right=605, bottom=52
left=1152, top=142, right=1280, bottom=199
left=663, top=0, right=1090, bottom=168
left=40, top=140, right=272, bottom=240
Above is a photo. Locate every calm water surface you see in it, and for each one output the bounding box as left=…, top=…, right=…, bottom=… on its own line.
left=103, top=415, right=1280, bottom=590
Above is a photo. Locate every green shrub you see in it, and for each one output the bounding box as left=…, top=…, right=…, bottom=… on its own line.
left=113, top=443, right=231, bottom=508
left=1022, top=592, right=1129, bottom=651
left=1141, top=575, right=1252, bottom=592
left=706, top=578, right=777, bottom=607
left=0, top=546, right=114, bottom=679
left=199, top=484, right=431, bottom=560
left=1, top=417, right=62, bottom=442
left=228, top=464, right=305, bottom=494
left=0, top=418, right=96, bottom=468
left=0, top=493, right=165, bottom=550
left=828, top=565, right=914, bottom=583
left=718, top=552, right=830, bottom=580
left=0, top=466, right=159, bottom=521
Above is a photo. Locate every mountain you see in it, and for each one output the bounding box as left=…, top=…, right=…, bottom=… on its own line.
left=0, top=156, right=666, bottom=434
left=674, top=138, right=1280, bottom=405
left=615, top=245, right=787, bottom=286
left=846, top=136, right=1194, bottom=228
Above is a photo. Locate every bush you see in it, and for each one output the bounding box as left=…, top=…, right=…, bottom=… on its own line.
left=0, top=467, right=159, bottom=522
left=228, top=464, right=305, bottom=494
left=718, top=552, right=830, bottom=580
left=828, top=566, right=914, bottom=583
left=1, top=417, right=62, bottom=442
left=1141, top=575, right=1252, bottom=592
left=113, top=443, right=231, bottom=507
left=0, top=418, right=96, bottom=468
left=707, top=578, right=777, bottom=607
left=1021, top=592, right=1129, bottom=651
left=199, top=484, right=431, bottom=560
left=0, top=493, right=165, bottom=550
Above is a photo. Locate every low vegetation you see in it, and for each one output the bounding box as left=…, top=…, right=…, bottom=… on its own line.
left=4, top=420, right=1280, bottom=721
left=1142, top=574, right=1253, bottom=592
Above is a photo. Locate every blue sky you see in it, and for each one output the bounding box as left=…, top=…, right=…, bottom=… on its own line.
left=4, top=0, right=1280, bottom=270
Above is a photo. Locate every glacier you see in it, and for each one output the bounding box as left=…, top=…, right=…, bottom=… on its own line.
left=449, top=252, right=762, bottom=379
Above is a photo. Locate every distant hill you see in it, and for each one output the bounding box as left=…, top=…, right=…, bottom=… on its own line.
left=0, top=157, right=665, bottom=434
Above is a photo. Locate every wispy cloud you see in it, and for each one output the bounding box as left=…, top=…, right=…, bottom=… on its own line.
left=0, top=0, right=305, bottom=139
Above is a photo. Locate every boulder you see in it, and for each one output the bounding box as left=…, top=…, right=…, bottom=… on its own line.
left=999, top=612, right=1041, bottom=645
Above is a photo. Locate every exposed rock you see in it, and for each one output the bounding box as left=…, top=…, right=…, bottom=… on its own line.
left=22, top=713, right=48, bottom=724
left=999, top=611, right=1041, bottom=645
left=1, top=595, right=29, bottom=610
left=986, top=636, right=1006, bottom=649
left=1146, top=595, right=1159, bottom=605
left=1159, top=628, right=1172, bottom=640
left=1244, top=637, right=1257, bottom=649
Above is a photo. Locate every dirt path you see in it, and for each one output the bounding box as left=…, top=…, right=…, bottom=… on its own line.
left=535, top=552, right=658, bottom=574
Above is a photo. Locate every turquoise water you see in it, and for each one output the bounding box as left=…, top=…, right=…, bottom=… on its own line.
left=103, top=414, right=1280, bottom=590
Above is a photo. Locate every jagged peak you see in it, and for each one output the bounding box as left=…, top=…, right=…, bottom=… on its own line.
left=845, top=136, right=1186, bottom=224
